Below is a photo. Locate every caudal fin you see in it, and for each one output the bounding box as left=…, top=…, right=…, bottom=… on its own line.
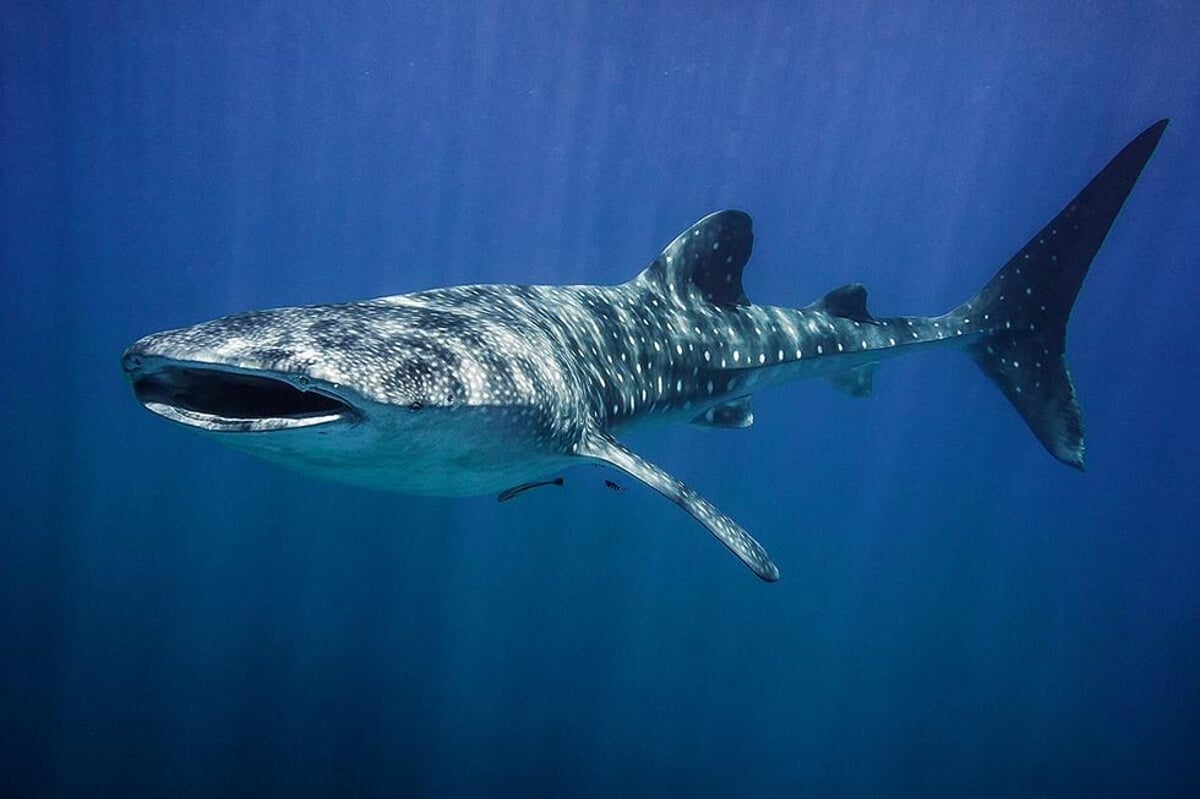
left=951, top=119, right=1167, bottom=469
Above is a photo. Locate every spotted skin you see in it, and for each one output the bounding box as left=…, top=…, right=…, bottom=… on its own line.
left=122, top=120, right=1166, bottom=581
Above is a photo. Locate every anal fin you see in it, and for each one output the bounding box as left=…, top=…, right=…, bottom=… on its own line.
left=576, top=431, right=779, bottom=581
left=825, top=364, right=876, bottom=397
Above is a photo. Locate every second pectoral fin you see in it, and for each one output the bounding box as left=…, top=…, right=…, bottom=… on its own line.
left=576, top=431, right=779, bottom=582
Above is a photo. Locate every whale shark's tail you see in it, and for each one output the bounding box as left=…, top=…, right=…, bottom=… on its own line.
left=947, top=119, right=1167, bottom=469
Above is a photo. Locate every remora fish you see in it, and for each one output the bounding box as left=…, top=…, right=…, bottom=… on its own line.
left=122, top=120, right=1167, bottom=581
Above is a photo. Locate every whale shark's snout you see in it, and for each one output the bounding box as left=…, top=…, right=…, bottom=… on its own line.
left=122, top=343, right=359, bottom=434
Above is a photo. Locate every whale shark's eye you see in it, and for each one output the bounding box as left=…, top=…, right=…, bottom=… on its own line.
left=409, top=401, right=424, bottom=412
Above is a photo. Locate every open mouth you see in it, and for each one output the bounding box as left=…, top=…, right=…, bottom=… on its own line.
left=130, top=364, right=358, bottom=432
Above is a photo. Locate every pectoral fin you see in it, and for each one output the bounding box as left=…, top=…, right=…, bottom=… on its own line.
left=576, top=431, right=779, bottom=581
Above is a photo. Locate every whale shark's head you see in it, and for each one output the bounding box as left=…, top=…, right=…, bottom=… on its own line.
left=123, top=303, right=454, bottom=432
left=121, top=298, right=574, bottom=494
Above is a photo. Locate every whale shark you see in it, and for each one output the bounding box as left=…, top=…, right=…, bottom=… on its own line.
left=122, top=120, right=1167, bottom=581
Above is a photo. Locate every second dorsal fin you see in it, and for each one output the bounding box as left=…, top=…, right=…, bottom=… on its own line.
left=810, top=283, right=877, bottom=324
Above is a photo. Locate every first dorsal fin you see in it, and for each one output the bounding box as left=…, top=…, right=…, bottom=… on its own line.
left=647, top=210, right=753, bottom=307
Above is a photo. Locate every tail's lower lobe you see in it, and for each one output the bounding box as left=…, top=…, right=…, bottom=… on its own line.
left=952, top=119, right=1168, bottom=469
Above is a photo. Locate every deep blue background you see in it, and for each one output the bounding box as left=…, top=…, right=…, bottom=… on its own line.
left=3, top=2, right=1198, bottom=795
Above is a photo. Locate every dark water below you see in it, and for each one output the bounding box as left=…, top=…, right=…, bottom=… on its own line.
left=3, top=3, right=1198, bottom=795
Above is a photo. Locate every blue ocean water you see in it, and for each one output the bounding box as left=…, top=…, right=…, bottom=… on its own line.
left=2, top=2, right=1198, bottom=795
